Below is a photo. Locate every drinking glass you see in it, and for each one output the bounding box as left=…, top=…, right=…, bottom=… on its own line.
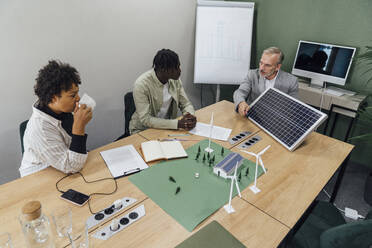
left=52, top=207, right=75, bottom=247
left=0, top=232, right=12, bottom=248
left=52, top=207, right=72, bottom=238
left=72, top=223, right=91, bottom=248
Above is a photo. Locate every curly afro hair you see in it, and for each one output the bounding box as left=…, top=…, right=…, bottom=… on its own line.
left=34, top=60, right=81, bottom=106
left=153, top=49, right=180, bottom=72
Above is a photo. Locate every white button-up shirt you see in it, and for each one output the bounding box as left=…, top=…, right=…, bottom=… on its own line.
left=264, top=71, right=279, bottom=90
left=157, top=82, right=172, bottom=119
left=20, top=107, right=87, bottom=177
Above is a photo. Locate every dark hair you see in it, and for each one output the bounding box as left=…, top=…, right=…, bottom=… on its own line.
left=34, top=60, right=81, bottom=106
left=152, top=49, right=180, bottom=71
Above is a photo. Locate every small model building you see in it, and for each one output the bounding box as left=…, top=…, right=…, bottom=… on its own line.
left=213, top=152, right=243, bottom=179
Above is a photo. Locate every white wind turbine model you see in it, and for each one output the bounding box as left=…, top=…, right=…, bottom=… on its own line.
left=205, top=112, right=214, bottom=153
left=240, top=145, right=270, bottom=194
left=223, top=162, right=242, bottom=214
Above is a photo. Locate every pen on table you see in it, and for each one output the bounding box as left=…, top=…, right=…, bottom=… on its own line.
left=159, top=138, right=198, bottom=142
left=168, top=134, right=190, bottom=137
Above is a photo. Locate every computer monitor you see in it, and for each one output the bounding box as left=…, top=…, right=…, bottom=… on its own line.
left=292, top=40, right=356, bottom=88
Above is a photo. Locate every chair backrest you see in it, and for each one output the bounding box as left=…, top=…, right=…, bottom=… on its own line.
left=320, top=217, right=372, bottom=248
left=124, top=92, right=136, bottom=137
left=290, top=200, right=372, bottom=248
left=19, top=120, right=29, bottom=155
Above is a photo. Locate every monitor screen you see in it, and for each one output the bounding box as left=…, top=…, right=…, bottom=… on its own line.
left=292, top=40, right=355, bottom=87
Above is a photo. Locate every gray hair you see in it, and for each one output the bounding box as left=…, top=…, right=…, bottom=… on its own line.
left=263, top=47, right=284, bottom=64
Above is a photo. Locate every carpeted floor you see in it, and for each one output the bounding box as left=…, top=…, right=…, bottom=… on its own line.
left=316, top=161, right=372, bottom=222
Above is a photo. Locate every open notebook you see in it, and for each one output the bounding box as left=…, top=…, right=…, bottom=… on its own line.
left=141, top=140, right=188, bottom=162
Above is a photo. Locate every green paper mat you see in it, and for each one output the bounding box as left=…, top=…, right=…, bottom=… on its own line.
left=175, top=220, right=246, bottom=248
left=129, top=139, right=265, bottom=231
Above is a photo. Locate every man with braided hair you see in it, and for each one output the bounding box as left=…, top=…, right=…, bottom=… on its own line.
left=130, top=49, right=196, bottom=134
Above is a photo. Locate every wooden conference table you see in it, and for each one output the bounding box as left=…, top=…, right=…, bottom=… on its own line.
left=0, top=101, right=353, bottom=248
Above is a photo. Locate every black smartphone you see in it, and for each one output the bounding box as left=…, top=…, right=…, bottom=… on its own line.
left=60, top=189, right=90, bottom=206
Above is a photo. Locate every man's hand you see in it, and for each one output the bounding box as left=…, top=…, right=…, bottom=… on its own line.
left=238, top=101, right=250, bottom=116
left=178, top=113, right=197, bottom=130
left=72, top=104, right=93, bottom=135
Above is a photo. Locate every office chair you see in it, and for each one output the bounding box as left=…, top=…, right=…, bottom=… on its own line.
left=288, top=200, right=372, bottom=248
left=19, top=120, right=29, bottom=154
left=116, top=92, right=136, bottom=141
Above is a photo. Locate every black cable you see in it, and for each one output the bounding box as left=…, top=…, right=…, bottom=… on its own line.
left=55, top=171, right=118, bottom=214
left=55, top=174, right=71, bottom=193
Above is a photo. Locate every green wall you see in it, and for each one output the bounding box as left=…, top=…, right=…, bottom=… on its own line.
left=222, top=0, right=372, bottom=167
left=252, top=0, right=372, bottom=94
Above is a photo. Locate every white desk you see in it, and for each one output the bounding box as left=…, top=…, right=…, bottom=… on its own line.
left=298, top=81, right=366, bottom=118
left=299, top=81, right=367, bottom=141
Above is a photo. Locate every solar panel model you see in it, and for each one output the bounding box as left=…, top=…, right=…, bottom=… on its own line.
left=246, top=88, right=327, bottom=151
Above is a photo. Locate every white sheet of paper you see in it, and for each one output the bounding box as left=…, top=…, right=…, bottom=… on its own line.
left=324, top=88, right=344, bottom=97
left=189, top=122, right=232, bottom=141
left=79, top=93, right=96, bottom=110
left=100, top=145, right=148, bottom=178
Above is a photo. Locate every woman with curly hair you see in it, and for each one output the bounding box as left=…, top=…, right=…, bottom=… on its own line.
left=20, top=60, right=92, bottom=177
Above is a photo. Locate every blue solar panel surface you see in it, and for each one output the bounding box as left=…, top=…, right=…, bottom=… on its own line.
left=215, top=153, right=235, bottom=168
left=216, top=153, right=243, bottom=173
left=222, top=153, right=243, bottom=172
left=247, top=88, right=323, bottom=148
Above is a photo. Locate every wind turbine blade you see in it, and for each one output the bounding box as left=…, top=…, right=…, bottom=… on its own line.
left=235, top=179, right=242, bottom=198
left=208, top=112, right=214, bottom=141
left=233, top=162, right=241, bottom=197
left=233, top=161, right=238, bottom=178
left=240, top=150, right=256, bottom=157
left=210, top=112, right=214, bottom=126
left=258, top=145, right=271, bottom=156
left=258, top=156, right=267, bottom=174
